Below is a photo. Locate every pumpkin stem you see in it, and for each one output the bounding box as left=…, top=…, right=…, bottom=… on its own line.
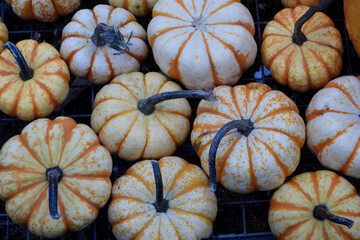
left=137, top=88, right=217, bottom=115
left=3, top=42, right=34, bottom=81
left=151, top=160, right=169, bottom=213
left=208, top=119, right=254, bottom=192
left=292, top=0, right=333, bottom=46
left=46, top=166, right=64, bottom=220
left=313, top=204, right=354, bottom=229
left=91, top=23, right=132, bottom=55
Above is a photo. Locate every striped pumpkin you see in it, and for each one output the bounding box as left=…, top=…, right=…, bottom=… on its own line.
left=0, top=117, right=113, bottom=238
left=306, top=75, right=360, bottom=178
left=0, top=17, right=8, bottom=53
left=0, top=40, right=69, bottom=121
left=344, top=0, right=360, bottom=57
left=5, top=0, right=80, bottom=22
left=60, top=4, right=148, bottom=84
left=108, top=156, right=217, bottom=240
left=281, top=0, right=322, bottom=8
left=191, top=83, right=306, bottom=193
left=147, top=0, right=257, bottom=90
left=107, top=0, right=158, bottom=17
left=269, top=170, right=360, bottom=239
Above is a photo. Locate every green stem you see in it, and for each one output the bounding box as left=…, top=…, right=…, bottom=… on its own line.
left=151, top=160, right=168, bottom=212
left=46, top=166, right=63, bottom=220
left=313, top=204, right=354, bottom=229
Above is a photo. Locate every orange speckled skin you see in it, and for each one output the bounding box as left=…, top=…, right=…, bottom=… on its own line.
left=344, top=0, right=360, bottom=57
left=0, top=117, right=113, bottom=238
left=190, top=83, right=305, bottom=193
left=108, top=157, right=217, bottom=240
left=147, top=0, right=257, bottom=90
left=107, top=0, right=158, bottom=17
left=306, top=76, right=360, bottom=178
left=0, top=39, right=70, bottom=121
left=91, top=72, right=191, bottom=161
left=5, top=0, right=80, bottom=22
left=0, top=17, right=8, bottom=53
left=281, top=0, right=321, bottom=8
left=60, top=4, right=148, bottom=84
left=261, top=6, right=343, bottom=92
left=269, top=170, right=360, bottom=239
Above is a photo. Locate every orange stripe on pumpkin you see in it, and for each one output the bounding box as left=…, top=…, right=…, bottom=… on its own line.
left=270, top=199, right=310, bottom=212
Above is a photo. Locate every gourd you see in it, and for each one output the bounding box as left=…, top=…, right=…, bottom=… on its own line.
left=281, top=0, right=322, bottom=8
left=60, top=4, right=148, bottom=84
left=261, top=1, right=343, bottom=92
left=306, top=75, right=360, bottom=178
left=269, top=170, right=360, bottom=239
left=344, top=0, right=360, bottom=57
left=91, top=71, right=215, bottom=161
left=0, top=117, right=113, bottom=238
left=147, top=0, right=257, bottom=90
left=5, top=0, right=80, bottom=22
left=191, top=83, right=305, bottom=193
left=0, top=17, right=8, bottom=53
left=0, top=40, right=70, bottom=121
left=107, top=0, right=157, bottom=17
left=108, top=156, right=217, bottom=240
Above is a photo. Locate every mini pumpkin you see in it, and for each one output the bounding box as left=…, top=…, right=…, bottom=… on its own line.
left=0, top=17, right=8, bottom=53
left=147, top=0, right=257, bottom=90
left=191, top=83, right=305, bottom=193
left=107, top=0, right=157, bottom=17
left=0, top=40, right=70, bottom=121
left=261, top=1, right=343, bottom=92
left=269, top=170, right=360, bottom=239
left=60, top=4, right=148, bottom=84
left=306, top=75, right=360, bottom=178
left=0, top=117, right=113, bottom=238
left=281, top=0, right=322, bottom=8
left=108, top=157, right=217, bottom=240
left=5, top=0, right=80, bottom=22
left=91, top=72, right=215, bottom=161
left=344, top=0, right=360, bottom=57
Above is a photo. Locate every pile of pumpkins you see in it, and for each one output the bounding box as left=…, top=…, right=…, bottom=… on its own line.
left=0, top=0, right=359, bottom=239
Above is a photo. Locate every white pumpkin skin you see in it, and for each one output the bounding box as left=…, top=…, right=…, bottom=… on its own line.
left=108, top=156, right=217, bottom=240
left=60, top=4, right=148, bottom=84
left=147, top=0, right=257, bottom=90
left=306, top=76, right=360, bottom=178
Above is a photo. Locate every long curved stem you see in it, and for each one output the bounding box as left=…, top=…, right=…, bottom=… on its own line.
left=208, top=119, right=254, bottom=192
left=293, top=0, right=334, bottom=46
left=313, top=204, right=354, bottom=229
left=138, top=89, right=216, bottom=115
left=3, top=42, right=34, bottom=81
left=151, top=160, right=168, bottom=212
left=46, top=166, right=63, bottom=220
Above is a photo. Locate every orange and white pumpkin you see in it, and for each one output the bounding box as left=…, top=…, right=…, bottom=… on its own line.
left=5, top=0, right=80, bottom=22
left=0, top=40, right=69, bottom=121
left=0, top=117, right=112, bottom=238
left=147, top=0, right=257, bottom=90
left=269, top=170, right=360, bottom=239
left=281, top=0, right=322, bottom=8
left=261, top=5, right=343, bottom=92
left=306, top=75, right=360, bottom=178
left=60, top=4, right=148, bottom=84
left=107, top=0, right=157, bottom=17
left=191, top=83, right=305, bottom=193
left=108, top=157, right=217, bottom=240
left=0, top=17, right=8, bottom=53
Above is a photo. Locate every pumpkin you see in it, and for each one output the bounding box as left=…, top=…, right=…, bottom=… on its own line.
left=0, top=117, right=113, bottom=238
left=108, top=157, right=217, bottom=240
left=5, top=0, right=80, bottom=22
left=0, top=40, right=70, bottom=121
left=147, top=0, right=257, bottom=90
left=306, top=75, right=360, bottom=178
left=281, top=0, right=322, bottom=8
left=344, top=0, right=360, bottom=57
left=269, top=170, right=360, bottom=239
left=0, top=17, right=8, bottom=53
left=261, top=2, right=343, bottom=92
left=190, top=83, right=305, bottom=193
left=107, top=0, right=157, bottom=17
left=60, top=4, right=148, bottom=84
left=91, top=71, right=216, bottom=161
